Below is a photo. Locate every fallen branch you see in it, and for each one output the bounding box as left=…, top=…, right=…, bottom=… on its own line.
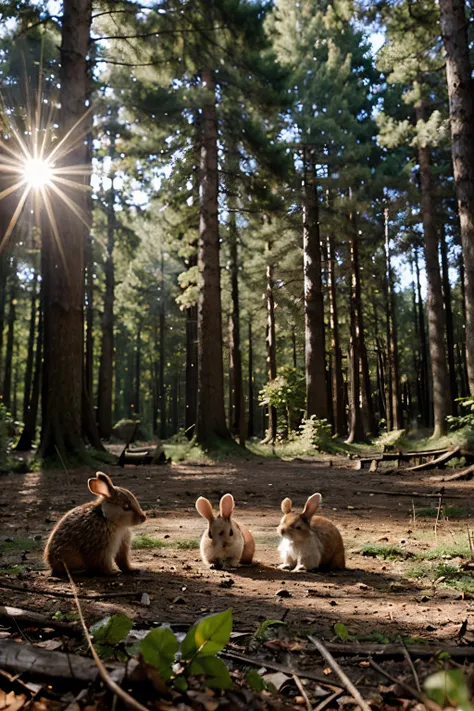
left=399, top=447, right=461, bottom=473
left=0, top=582, right=141, bottom=600
left=0, top=605, right=81, bottom=635
left=221, top=649, right=343, bottom=690
left=308, top=636, right=371, bottom=711
left=321, top=641, right=474, bottom=659
left=0, top=640, right=129, bottom=683
left=356, top=489, right=466, bottom=499
left=431, top=463, right=474, bottom=482
left=313, top=689, right=344, bottom=711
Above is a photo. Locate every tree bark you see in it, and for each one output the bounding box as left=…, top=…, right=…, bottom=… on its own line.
left=159, top=293, right=166, bottom=440
left=40, top=0, right=92, bottom=459
left=2, top=260, right=16, bottom=411
left=228, top=209, right=244, bottom=441
left=327, top=233, right=345, bottom=436
left=22, top=269, right=39, bottom=423
left=385, top=208, right=402, bottom=430
left=0, top=253, right=9, bottom=388
left=440, top=224, right=458, bottom=411
left=185, top=303, right=198, bottom=439
left=195, top=68, right=228, bottom=444
left=416, top=103, right=450, bottom=437
left=415, top=247, right=430, bottom=424
left=16, top=296, right=43, bottom=451
left=97, top=135, right=116, bottom=439
left=134, top=321, right=141, bottom=417
left=266, top=240, right=277, bottom=442
left=247, top=319, right=254, bottom=439
left=346, top=219, right=365, bottom=443
left=439, top=0, right=474, bottom=395
left=303, top=149, right=328, bottom=420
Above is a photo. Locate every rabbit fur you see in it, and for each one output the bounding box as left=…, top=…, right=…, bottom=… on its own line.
left=196, top=493, right=255, bottom=569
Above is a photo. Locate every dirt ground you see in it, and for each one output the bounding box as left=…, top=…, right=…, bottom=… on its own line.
left=1, top=455, right=474, bottom=644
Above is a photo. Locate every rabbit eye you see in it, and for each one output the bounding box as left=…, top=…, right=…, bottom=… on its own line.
left=229, top=529, right=233, bottom=536
left=123, top=504, right=130, bottom=511
left=219, top=531, right=224, bottom=536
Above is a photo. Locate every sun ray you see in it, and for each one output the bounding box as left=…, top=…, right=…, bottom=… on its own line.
left=47, top=180, right=91, bottom=229
left=0, top=185, right=31, bottom=255
left=40, top=184, right=70, bottom=282
left=47, top=107, right=92, bottom=163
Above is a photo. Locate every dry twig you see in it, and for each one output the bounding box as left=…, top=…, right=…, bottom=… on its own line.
left=308, top=636, right=371, bottom=711
left=292, top=674, right=312, bottom=711
left=65, top=566, right=172, bottom=711
left=369, top=658, right=441, bottom=710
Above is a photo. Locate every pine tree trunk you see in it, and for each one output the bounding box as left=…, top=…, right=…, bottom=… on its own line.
left=303, top=149, right=328, bottom=419
left=135, top=321, right=141, bottom=417
left=171, top=371, right=179, bottom=435
left=352, top=213, right=376, bottom=434
left=266, top=241, right=277, bottom=442
left=459, top=253, right=469, bottom=396
left=23, top=269, right=38, bottom=423
left=415, top=247, right=430, bottom=425
left=2, top=259, right=17, bottom=410
left=195, top=68, right=228, bottom=445
left=159, top=299, right=166, bottom=439
left=40, top=0, right=92, bottom=459
left=247, top=319, right=254, bottom=439
left=16, top=297, right=43, bottom=451
left=416, top=103, right=450, bottom=437
left=439, top=0, right=474, bottom=395
left=440, top=224, right=458, bottom=412
left=185, top=303, right=198, bottom=439
left=346, top=220, right=365, bottom=443
left=385, top=209, right=402, bottom=430
left=97, top=137, right=116, bottom=439
left=327, top=233, right=345, bottom=436
left=0, top=253, right=8, bottom=387
left=229, top=210, right=244, bottom=440
left=84, top=230, right=94, bottom=403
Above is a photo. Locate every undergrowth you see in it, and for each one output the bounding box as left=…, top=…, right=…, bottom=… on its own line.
left=132, top=534, right=199, bottom=550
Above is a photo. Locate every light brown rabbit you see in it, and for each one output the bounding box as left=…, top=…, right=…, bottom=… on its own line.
left=196, top=493, right=255, bottom=569
left=277, top=493, right=345, bottom=572
left=44, top=472, right=146, bottom=576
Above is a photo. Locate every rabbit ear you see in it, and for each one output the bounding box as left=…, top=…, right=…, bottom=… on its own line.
left=88, top=474, right=114, bottom=498
left=302, top=493, right=322, bottom=519
left=219, top=494, right=235, bottom=519
left=196, top=497, right=215, bottom=522
left=281, top=497, right=292, bottom=514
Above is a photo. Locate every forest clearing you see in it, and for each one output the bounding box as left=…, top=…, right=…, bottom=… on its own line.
left=2, top=0, right=474, bottom=707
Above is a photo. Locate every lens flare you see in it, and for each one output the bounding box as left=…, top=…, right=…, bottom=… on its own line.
left=23, top=157, right=54, bottom=189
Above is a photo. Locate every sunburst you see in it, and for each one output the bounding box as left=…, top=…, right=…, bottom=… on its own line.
left=0, top=75, right=92, bottom=259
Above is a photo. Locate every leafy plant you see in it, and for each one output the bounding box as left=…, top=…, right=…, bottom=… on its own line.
left=89, top=609, right=234, bottom=691
left=259, top=367, right=305, bottom=435
left=447, top=398, right=474, bottom=431
left=255, top=619, right=287, bottom=641
left=245, top=669, right=276, bottom=694
left=424, top=669, right=474, bottom=710
left=298, top=416, right=333, bottom=452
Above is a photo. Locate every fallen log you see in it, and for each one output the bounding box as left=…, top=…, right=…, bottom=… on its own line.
left=322, top=641, right=474, bottom=659
left=0, top=640, right=132, bottom=683
left=0, top=582, right=142, bottom=600
left=431, top=463, right=474, bottom=483
left=402, top=446, right=461, bottom=472
left=357, top=488, right=466, bottom=499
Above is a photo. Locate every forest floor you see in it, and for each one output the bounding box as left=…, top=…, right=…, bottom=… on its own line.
left=2, top=452, right=474, bottom=645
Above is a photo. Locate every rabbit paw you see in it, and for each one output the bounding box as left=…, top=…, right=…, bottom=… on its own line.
left=294, top=564, right=308, bottom=572
left=278, top=563, right=292, bottom=570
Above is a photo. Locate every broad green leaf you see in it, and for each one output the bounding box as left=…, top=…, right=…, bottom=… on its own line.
left=182, top=609, right=232, bottom=659
left=95, top=644, right=117, bottom=660
left=246, top=669, right=266, bottom=691
left=173, top=675, right=188, bottom=692
left=333, top=623, right=349, bottom=642
left=90, top=614, right=133, bottom=645
left=189, top=655, right=232, bottom=689
left=424, top=669, right=474, bottom=711
left=139, top=627, right=179, bottom=682
left=255, top=619, right=287, bottom=641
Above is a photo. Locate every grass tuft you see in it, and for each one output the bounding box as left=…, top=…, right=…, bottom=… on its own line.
left=361, top=543, right=409, bottom=560
left=0, top=538, right=41, bottom=553
left=132, top=534, right=200, bottom=551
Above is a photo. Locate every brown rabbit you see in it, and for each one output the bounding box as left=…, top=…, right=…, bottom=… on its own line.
left=196, top=493, right=255, bottom=569
left=277, top=493, right=345, bottom=572
left=44, top=472, right=146, bottom=576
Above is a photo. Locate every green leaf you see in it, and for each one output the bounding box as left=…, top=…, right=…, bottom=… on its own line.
left=95, top=644, right=117, bottom=660
left=173, top=675, right=188, bottom=692
left=424, top=670, right=474, bottom=711
left=139, top=627, right=179, bottom=682
left=255, top=619, right=287, bottom=641
left=182, top=609, right=232, bottom=659
left=189, top=655, right=232, bottom=689
left=333, top=623, right=349, bottom=642
left=90, top=614, right=133, bottom=646
left=246, top=669, right=265, bottom=691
